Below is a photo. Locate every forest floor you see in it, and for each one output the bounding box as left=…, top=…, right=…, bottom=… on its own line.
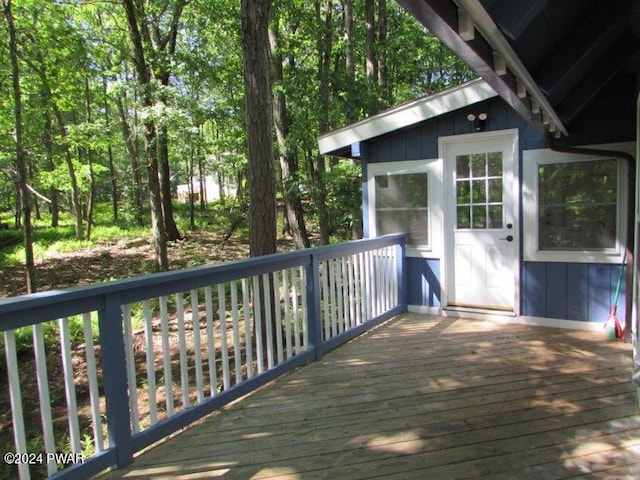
left=0, top=230, right=297, bottom=298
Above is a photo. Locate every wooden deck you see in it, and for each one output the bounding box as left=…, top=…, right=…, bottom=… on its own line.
left=102, top=313, right=640, bottom=479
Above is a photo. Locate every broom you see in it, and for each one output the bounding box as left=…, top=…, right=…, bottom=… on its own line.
left=604, top=251, right=626, bottom=341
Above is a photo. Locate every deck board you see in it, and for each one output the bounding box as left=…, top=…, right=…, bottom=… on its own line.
left=101, top=314, right=640, bottom=479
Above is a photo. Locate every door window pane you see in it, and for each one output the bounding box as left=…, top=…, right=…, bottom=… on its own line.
left=472, top=206, right=487, bottom=229
left=456, top=155, right=470, bottom=178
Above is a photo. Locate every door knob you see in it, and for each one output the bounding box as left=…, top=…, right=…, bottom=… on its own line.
left=500, top=235, right=514, bottom=242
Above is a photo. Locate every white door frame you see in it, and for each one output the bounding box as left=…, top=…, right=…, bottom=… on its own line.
left=439, top=129, right=520, bottom=314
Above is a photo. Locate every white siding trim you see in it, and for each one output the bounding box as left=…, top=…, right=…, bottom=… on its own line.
left=318, top=79, right=497, bottom=155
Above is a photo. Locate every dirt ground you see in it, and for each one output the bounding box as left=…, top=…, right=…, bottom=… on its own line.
left=0, top=232, right=297, bottom=298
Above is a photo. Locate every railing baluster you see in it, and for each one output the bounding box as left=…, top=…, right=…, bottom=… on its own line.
left=230, top=281, right=242, bottom=384
left=241, top=279, right=253, bottom=379
left=262, top=273, right=274, bottom=369
left=4, top=329, right=29, bottom=480
left=300, top=265, right=309, bottom=349
left=175, top=293, right=190, bottom=408
left=283, top=268, right=292, bottom=359
left=32, top=323, right=56, bottom=476
left=348, top=254, right=356, bottom=329
left=252, top=275, right=264, bottom=374
left=59, top=317, right=82, bottom=453
left=336, top=258, right=343, bottom=333
left=83, top=312, right=104, bottom=452
left=142, top=300, right=158, bottom=425
left=159, top=296, right=174, bottom=417
left=273, top=271, right=284, bottom=363
left=191, top=289, right=205, bottom=403
left=292, top=266, right=301, bottom=353
left=339, top=257, right=347, bottom=334
left=359, top=251, right=366, bottom=325
left=204, top=286, right=218, bottom=396
left=218, top=283, right=231, bottom=390
left=374, top=249, right=380, bottom=317
left=328, top=259, right=338, bottom=337
left=122, top=305, right=139, bottom=433
left=320, top=261, right=330, bottom=340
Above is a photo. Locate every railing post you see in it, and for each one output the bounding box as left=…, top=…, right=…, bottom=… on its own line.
left=396, top=235, right=408, bottom=312
left=306, top=254, right=324, bottom=361
left=99, top=293, right=134, bottom=468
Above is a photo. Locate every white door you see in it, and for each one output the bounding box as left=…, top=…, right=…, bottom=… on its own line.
left=442, top=131, right=518, bottom=311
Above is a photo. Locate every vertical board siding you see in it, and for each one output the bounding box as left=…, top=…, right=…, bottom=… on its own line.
left=406, top=257, right=441, bottom=307
left=566, top=263, right=589, bottom=320
left=366, top=97, right=537, bottom=164
left=522, top=262, right=626, bottom=323
left=545, top=263, right=568, bottom=319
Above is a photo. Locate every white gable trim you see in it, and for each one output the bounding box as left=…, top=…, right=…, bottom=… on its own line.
left=317, top=79, right=497, bottom=155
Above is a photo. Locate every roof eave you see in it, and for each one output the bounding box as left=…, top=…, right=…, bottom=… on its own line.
left=318, top=78, right=497, bottom=156
left=396, top=0, right=567, bottom=137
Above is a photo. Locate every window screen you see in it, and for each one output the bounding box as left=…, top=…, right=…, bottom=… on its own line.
left=374, top=172, right=428, bottom=247
left=538, top=159, right=617, bottom=250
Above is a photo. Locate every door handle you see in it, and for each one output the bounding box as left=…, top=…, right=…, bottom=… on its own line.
left=499, top=235, right=514, bottom=242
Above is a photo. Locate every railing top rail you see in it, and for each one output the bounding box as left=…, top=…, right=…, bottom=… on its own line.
left=0, top=234, right=405, bottom=331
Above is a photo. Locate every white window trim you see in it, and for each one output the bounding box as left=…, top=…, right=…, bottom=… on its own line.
left=522, top=143, right=633, bottom=264
left=367, top=159, right=443, bottom=258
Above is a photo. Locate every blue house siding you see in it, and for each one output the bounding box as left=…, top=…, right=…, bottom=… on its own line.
left=366, top=96, right=546, bottom=164
left=407, top=257, right=441, bottom=308
left=522, top=262, right=626, bottom=324
left=360, top=93, right=628, bottom=324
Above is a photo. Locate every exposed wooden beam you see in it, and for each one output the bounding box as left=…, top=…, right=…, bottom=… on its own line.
left=458, top=8, right=475, bottom=41
left=395, top=0, right=548, bottom=133
left=536, top=0, right=631, bottom=105
left=556, top=36, right=640, bottom=123
left=455, top=0, right=567, bottom=135
left=493, top=0, right=551, bottom=40
left=493, top=51, right=507, bottom=76
left=516, top=79, right=527, bottom=98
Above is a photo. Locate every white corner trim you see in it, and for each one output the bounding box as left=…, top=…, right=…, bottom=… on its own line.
left=503, top=315, right=606, bottom=332
left=408, top=305, right=442, bottom=316
left=317, top=79, right=497, bottom=155
left=408, top=308, right=607, bottom=332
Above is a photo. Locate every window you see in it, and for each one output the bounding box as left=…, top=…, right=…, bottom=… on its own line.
left=375, top=172, right=429, bottom=246
left=523, top=146, right=629, bottom=263
left=367, top=160, right=442, bottom=257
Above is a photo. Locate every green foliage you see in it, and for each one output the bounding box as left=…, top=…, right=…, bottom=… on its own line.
left=0, top=0, right=472, bottom=262
left=323, top=160, right=363, bottom=238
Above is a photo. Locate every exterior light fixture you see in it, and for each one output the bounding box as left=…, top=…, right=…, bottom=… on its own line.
left=467, top=112, right=488, bottom=132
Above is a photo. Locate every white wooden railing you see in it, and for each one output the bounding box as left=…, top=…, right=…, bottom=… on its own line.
left=0, top=234, right=406, bottom=480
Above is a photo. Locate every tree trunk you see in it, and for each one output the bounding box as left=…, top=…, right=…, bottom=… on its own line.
left=378, top=0, right=389, bottom=104
left=188, top=143, right=196, bottom=230
left=123, top=0, right=168, bottom=270
left=116, top=93, right=144, bottom=226
left=103, top=75, right=118, bottom=221
left=241, top=0, right=277, bottom=258
left=85, top=77, right=96, bottom=240
left=365, top=0, right=377, bottom=86
left=43, top=108, right=59, bottom=227
left=158, top=123, right=182, bottom=240
left=4, top=0, right=36, bottom=293
left=315, top=0, right=333, bottom=245
left=269, top=21, right=310, bottom=249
